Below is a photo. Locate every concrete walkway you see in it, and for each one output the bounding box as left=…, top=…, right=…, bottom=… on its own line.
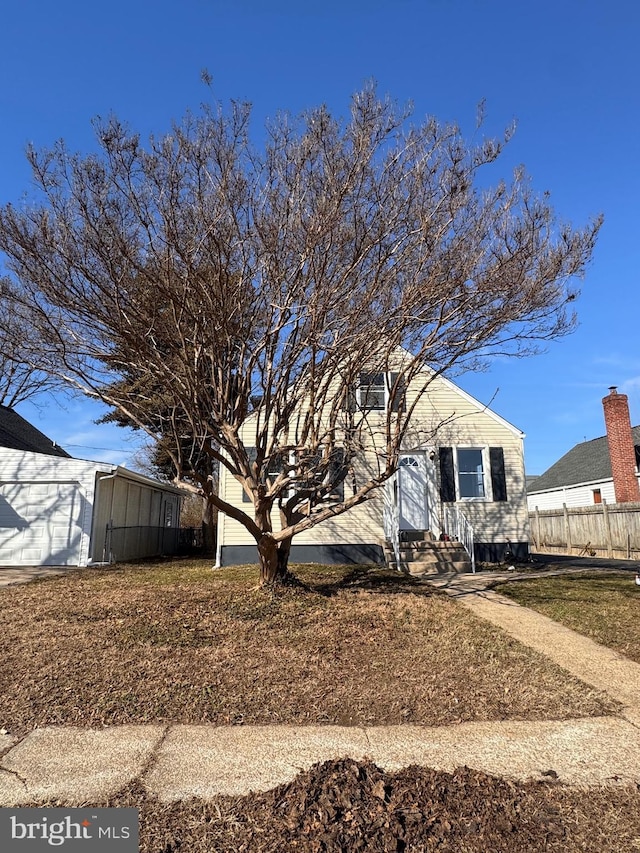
left=0, top=566, right=81, bottom=587
left=1, top=560, right=640, bottom=804
left=429, top=567, right=640, bottom=719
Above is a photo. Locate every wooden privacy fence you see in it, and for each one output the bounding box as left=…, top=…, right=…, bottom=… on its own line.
left=529, top=502, right=640, bottom=560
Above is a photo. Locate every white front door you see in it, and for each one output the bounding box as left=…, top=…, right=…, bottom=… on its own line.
left=398, top=454, right=428, bottom=530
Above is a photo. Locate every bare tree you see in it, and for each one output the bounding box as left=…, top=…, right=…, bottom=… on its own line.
left=0, top=279, right=61, bottom=408
left=0, top=87, right=601, bottom=583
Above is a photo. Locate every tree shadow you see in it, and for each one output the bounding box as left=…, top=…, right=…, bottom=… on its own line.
left=308, top=565, right=439, bottom=598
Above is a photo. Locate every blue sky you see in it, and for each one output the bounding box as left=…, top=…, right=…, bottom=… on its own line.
left=1, top=0, right=638, bottom=473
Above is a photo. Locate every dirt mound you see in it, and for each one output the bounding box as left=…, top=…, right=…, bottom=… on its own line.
left=232, top=759, right=561, bottom=852
left=132, top=758, right=640, bottom=852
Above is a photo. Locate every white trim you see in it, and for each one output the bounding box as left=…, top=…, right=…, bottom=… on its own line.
left=390, top=346, right=525, bottom=438
left=453, top=445, right=493, bottom=502
left=112, top=466, right=184, bottom=495
left=437, top=373, right=525, bottom=438
left=528, top=476, right=615, bottom=496
left=356, top=372, right=389, bottom=411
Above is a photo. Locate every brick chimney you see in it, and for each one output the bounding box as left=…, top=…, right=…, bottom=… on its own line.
left=602, top=386, right=640, bottom=503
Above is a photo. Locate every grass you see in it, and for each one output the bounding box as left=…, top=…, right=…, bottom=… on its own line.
left=495, top=572, right=640, bottom=664
left=0, top=560, right=617, bottom=737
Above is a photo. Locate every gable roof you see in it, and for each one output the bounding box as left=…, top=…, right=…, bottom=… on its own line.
left=0, top=405, right=71, bottom=457
left=528, top=425, right=640, bottom=493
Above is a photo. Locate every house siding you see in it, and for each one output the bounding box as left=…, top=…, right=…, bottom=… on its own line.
left=527, top=479, right=620, bottom=511
left=404, top=374, right=528, bottom=548
left=218, top=369, right=529, bottom=564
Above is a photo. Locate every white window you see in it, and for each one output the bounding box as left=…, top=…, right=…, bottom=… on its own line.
left=295, top=447, right=346, bottom=503
left=439, top=446, right=505, bottom=503
left=242, top=449, right=291, bottom=503
left=357, top=372, right=386, bottom=410
left=456, top=448, right=486, bottom=499
left=356, top=372, right=404, bottom=412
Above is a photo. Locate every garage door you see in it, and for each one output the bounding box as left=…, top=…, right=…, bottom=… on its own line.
left=0, top=482, right=84, bottom=566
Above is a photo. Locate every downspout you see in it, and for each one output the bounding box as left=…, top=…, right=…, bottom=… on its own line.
left=214, top=458, right=223, bottom=568
left=93, top=470, right=118, bottom=564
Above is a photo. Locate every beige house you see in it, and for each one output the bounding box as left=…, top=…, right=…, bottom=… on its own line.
left=216, top=367, right=529, bottom=570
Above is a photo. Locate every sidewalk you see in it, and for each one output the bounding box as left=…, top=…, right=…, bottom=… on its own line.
left=1, top=561, right=640, bottom=805
left=428, top=566, right=640, bottom=722
left=0, top=566, right=80, bottom=587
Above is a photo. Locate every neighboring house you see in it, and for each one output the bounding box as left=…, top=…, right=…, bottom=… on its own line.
left=216, top=368, right=530, bottom=568
left=527, top=387, right=640, bottom=511
left=0, top=405, right=182, bottom=567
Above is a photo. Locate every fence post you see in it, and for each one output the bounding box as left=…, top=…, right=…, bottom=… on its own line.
left=534, top=507, right=541, bottom=550
left=602, top=501, right=613, bottom=558
left=562, top=503, right=572, bottom=554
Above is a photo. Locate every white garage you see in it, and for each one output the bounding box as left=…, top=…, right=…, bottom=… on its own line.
left=0, top=481, right=85, bottom=566
left=0, top=406, right=182, bottom=568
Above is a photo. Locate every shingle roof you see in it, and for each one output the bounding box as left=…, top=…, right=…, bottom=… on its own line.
left=528, top=425, right=640, bottom=493
left=0, top=405, right=71, bottom=457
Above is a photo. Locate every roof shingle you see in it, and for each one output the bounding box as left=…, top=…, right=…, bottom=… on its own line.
left=528, top=426, right=640, bottom=493
left=0, top=405, right=71, bottom=457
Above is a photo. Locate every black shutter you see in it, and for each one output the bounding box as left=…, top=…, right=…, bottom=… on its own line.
left=390, top=373, right=406, bottom=413
left=489, top=447, right=508, bottom=502
left=327, top=448, right=346, bottom=502
left=346, top=385, right=357, bottom=412
left=439, top=447, right=456, bottom=502
left=242, top=447, right=258, bottom=503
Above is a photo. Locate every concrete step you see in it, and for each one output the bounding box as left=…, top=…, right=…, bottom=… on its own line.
left=398, top=547, right=469, bottom=562
left=409, top=560, right=471, bottom=576
left=384, top=538, right=472, bottom=576
left=398, top=530, right=435, bottom=543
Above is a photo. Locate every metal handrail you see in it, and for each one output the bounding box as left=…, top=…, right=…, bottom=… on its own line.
left=383, top=476, right=402, bottom=571
left=443, top=504, right=476, bottom=573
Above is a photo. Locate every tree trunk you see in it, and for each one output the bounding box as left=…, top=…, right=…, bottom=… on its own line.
left=277, top=536, right=292, bottom=575
left=202, top=495, right=217, bottom=555
left=256, top=534, right=293, bottom=585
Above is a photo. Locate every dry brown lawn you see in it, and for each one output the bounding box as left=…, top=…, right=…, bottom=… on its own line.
left=496, top=572, right=640, bottom=663
left=0, top=560, right=617, bottom=737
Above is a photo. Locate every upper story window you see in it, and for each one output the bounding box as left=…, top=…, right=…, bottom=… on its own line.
left=356, top=372, right=404, bottom=412
left=358, top=373, right=386, bottom=410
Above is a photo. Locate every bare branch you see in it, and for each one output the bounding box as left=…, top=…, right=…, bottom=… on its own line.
left=0, top=85, right=602, bottom=583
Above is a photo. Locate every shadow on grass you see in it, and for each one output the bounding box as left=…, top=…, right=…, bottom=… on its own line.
left=307, top=565, right=438, bottom=599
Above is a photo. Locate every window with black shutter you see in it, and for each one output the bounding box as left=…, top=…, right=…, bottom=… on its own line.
left=439, top=447, right=456, bottom=502
left=242, top=449, right=289, bottom=502
left=489, top=447, right=508, bottom=502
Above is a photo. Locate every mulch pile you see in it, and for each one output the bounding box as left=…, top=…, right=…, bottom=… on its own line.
left=122, top=758, right=640, bottom=852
